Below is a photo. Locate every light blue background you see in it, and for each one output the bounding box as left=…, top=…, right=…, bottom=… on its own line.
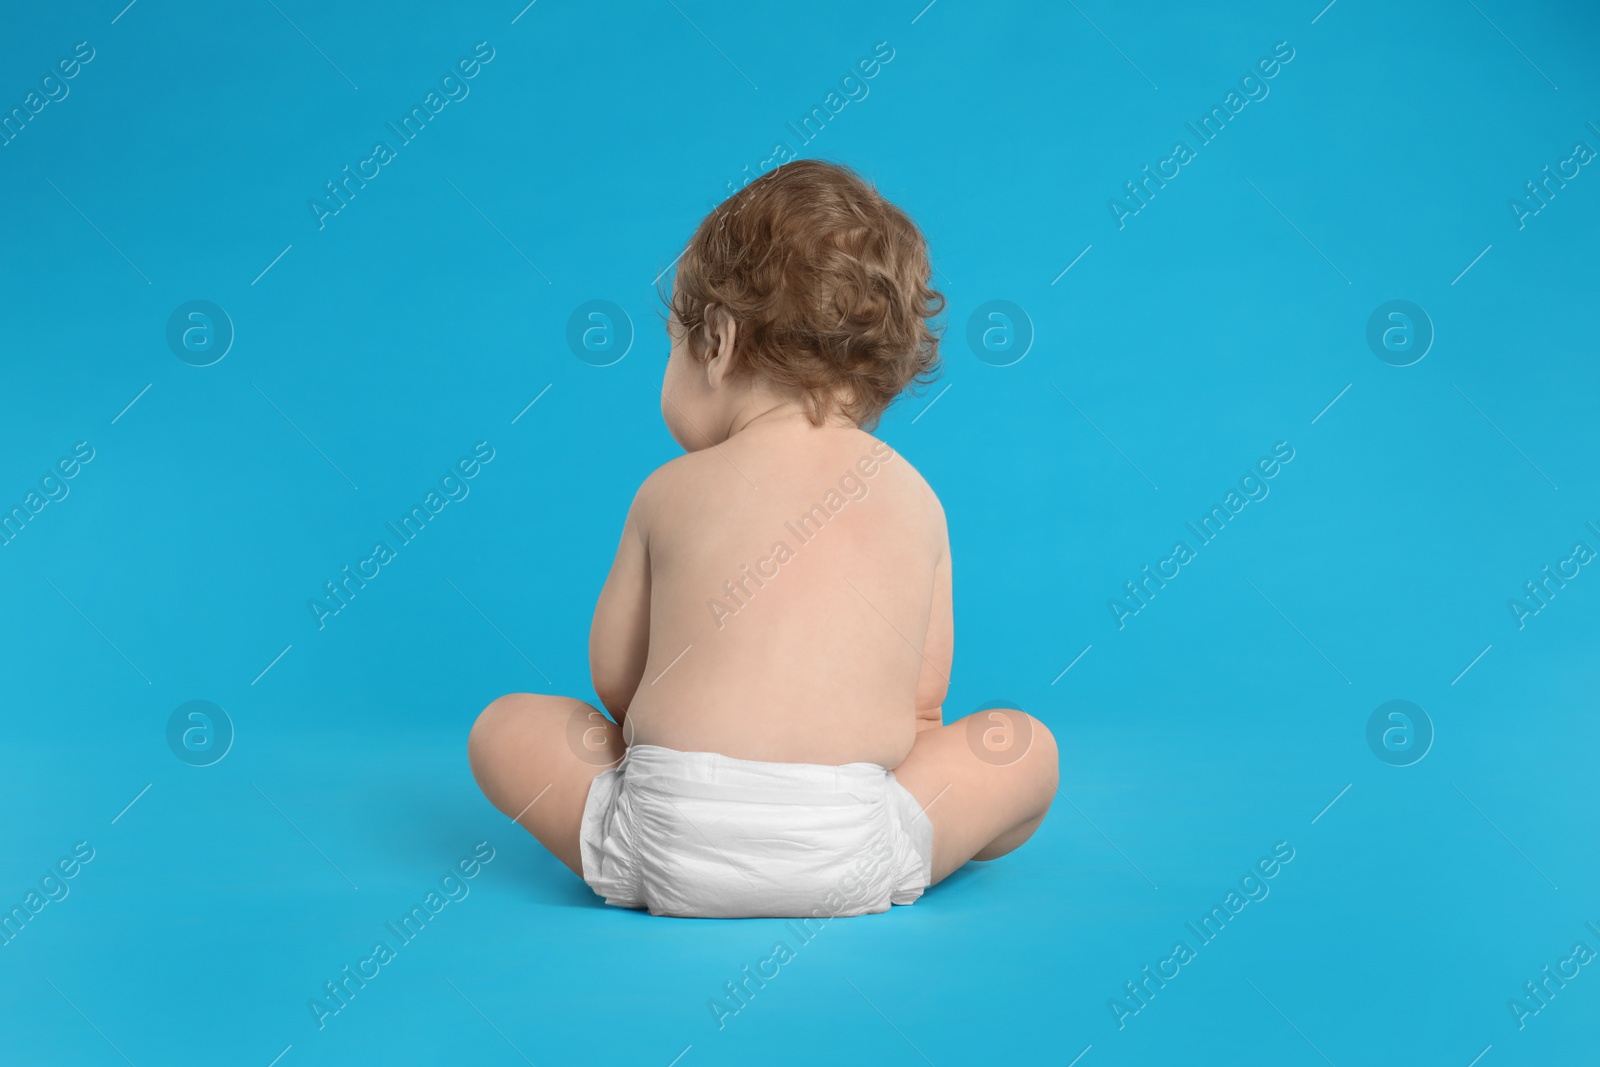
left=1, top=0, right=1596, bottom=1064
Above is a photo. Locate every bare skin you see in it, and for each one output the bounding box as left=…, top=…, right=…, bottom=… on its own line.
left=468, top=304, right=1057, bottom=886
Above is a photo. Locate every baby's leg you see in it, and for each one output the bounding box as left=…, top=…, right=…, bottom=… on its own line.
left=467, top=693, right=623, bottom=876
left=891, top=709, right=1059, bottom=884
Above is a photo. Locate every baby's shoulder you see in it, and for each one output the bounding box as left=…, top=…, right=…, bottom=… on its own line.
left=635, top=445, right=725, bottom=495
left=854, top=434, right=945, bottom=523
left=624, top=447, right=726, bottom=529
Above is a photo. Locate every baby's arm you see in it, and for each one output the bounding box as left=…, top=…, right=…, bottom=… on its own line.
left=914, top=538, right=953, bottom=732
left=588, top=481, right=653, bottom=724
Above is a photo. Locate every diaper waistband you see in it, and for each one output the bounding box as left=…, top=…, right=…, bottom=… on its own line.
left=618, top=744, right=895, bottom=807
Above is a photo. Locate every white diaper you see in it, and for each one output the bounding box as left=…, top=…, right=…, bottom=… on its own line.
left=578, top=744, right=933, bottom=919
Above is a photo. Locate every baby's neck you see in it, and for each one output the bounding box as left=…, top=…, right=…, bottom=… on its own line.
left=721, top=400, right=855, bottom=443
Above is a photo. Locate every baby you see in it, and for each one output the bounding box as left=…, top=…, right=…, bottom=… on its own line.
left=468, top=160, right=1057, bottom=918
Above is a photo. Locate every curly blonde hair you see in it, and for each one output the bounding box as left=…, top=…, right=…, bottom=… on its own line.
left=664, top=160, right=945, bottom=430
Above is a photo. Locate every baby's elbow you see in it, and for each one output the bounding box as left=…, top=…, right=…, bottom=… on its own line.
left=591, top=677, right=629, bottom=721
left=588, top=614, right=646, bottom=721
left=588, top=656, right=627, bottom=719
left=590, top=656, right=640, bottom=722
left=587, top=636, right=618, bottom=708
left=914, top=672, right=950, bottom=718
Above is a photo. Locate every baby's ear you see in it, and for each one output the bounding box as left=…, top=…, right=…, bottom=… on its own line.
left=703, top=307, right=740, bottom=388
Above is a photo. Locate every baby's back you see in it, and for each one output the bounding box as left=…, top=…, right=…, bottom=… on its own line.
left=624, top=422, right=947, bottom=768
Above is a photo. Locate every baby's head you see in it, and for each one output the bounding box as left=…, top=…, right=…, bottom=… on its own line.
left=660, top=160, right=944, bottom=447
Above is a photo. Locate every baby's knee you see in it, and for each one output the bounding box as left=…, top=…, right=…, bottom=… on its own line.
left=955, top=706, right=1059, bottom=812
left=1018, top=714, right=1060, bottom=809
left=468, top=695, right=511, bottom=772
left=468, top=693, right=549, bottom=766
left=468, top=693, right=609, bottom=769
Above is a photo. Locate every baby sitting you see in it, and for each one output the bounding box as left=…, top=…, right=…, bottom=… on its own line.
left=468, top=159, right=1057, bottom=918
